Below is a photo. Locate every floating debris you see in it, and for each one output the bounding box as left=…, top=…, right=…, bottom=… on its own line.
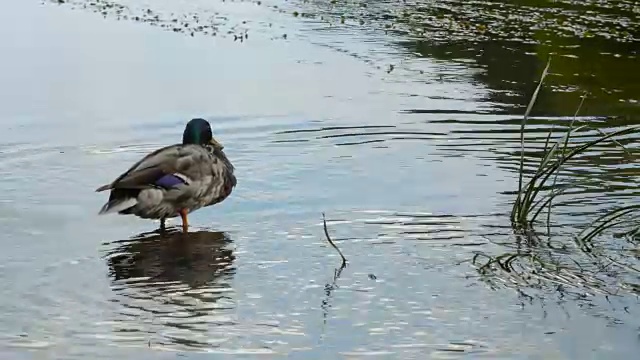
left=44, top=0, right=283, bottom=42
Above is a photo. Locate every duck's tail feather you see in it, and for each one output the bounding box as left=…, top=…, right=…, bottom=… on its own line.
left=98, top=198, right=138, bottom=215
left=96, top=184, right=112, bottom=192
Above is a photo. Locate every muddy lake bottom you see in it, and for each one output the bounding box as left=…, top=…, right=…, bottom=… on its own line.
left=0, top=0, right=639, bottom=359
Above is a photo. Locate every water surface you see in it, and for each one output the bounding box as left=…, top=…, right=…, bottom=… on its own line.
left=1, top=0, right=639, bottom=358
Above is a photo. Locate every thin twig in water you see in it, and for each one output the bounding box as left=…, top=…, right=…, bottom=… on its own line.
left=322, top=213, right=347, bottom=266
left=319, top=213, right=348, bottom=339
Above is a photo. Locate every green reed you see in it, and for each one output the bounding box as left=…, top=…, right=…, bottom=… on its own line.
left=511, top=57, right=640, bottom=243
left=471, top=59, right=640, bottom=298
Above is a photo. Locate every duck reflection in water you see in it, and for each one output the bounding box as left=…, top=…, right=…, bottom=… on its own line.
left=103, top=227, right=237, bottom=343
left=106, top=227, right=235, bottom=286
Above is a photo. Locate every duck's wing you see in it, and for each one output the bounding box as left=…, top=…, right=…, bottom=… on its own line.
left=96, top=144, right=196, bottom=192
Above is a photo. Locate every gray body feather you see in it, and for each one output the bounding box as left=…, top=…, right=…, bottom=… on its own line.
left=96, top=143, right=236, bottom=219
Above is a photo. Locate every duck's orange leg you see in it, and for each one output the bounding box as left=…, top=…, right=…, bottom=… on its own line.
left=179, top=209, right=189, bottom=233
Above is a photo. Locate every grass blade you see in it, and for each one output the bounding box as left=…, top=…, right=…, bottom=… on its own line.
left=523, top=126, right=639, bottom=224
left=514, top=57, right=552, bottom=222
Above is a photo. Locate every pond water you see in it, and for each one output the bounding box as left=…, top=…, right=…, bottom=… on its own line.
left=0, top=0, right=638, bottom=358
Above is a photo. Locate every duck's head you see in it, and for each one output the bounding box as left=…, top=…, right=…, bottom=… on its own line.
left=183, top=118, right=223, bottom=150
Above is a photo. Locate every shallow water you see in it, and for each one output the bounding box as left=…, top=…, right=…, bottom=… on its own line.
left=1, top=0, right=639, bottom=358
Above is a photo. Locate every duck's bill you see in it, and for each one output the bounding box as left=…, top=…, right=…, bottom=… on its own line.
left=210, top=138, right=224, bottom=149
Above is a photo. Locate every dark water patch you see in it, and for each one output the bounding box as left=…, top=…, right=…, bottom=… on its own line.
left=409, top=38, right=640, bottom=117
left=289, top=0, right=639, bottom=118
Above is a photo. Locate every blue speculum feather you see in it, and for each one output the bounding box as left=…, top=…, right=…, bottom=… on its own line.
left=155, top=174, right=187, bottom=189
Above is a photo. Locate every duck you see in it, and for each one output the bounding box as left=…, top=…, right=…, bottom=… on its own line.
left=96, top=118, right=236, bottom=233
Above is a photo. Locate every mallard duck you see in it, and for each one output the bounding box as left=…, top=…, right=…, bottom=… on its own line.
left=96, top=118, right=236, bottom=232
